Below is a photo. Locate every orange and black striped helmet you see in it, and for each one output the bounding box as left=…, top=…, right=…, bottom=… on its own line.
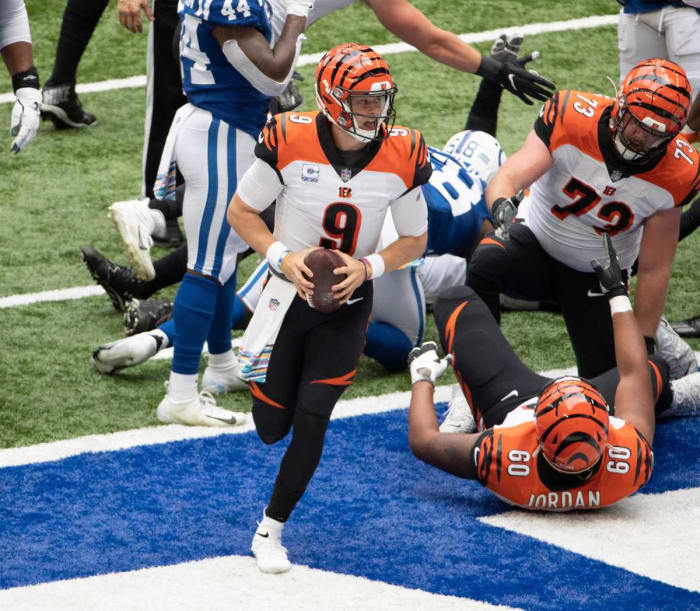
left=535, top=376, right=610, bottom=474
left=315, top=42, right=397, bottom=142
left=611, top=58, right=691, bottom=161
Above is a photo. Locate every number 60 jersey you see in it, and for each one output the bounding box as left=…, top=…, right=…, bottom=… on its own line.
left=518, top=90, right=700, bottom=272
left=236, top=111, right=431, bottom=257
left=473, top=405, right=654, bottom=511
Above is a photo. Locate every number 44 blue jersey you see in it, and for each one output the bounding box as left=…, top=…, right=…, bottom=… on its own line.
left=179, top=0, right=273, bottom=139
left=422, top=146, right=494, bottom=258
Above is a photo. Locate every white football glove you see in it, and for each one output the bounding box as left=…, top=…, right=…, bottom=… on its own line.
left=408, top=342, right=452, bottom=386
left=284, top=0, right=314, bottom=18
left=10, top=87, right=41, bottom=154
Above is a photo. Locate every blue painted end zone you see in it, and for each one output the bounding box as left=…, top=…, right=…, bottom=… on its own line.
left=1, top=409, right=699, bottom=609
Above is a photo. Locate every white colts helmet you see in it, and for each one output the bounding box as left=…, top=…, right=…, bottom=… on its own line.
left=442, top=130, right=506, bottom=184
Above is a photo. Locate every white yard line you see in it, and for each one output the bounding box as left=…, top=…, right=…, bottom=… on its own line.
left=0, top=15, right=617, bottom=104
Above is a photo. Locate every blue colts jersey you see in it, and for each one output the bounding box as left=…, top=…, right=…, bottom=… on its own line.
left=179, top=0, right=273, bottom=138
left=422, top=147, right=493, bottom=258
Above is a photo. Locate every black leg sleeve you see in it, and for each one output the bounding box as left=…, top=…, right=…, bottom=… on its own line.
left=148, top=184, right=185, bottom=220
left=142, top=244, right=188, bottom=294
left=464, top=80, right=504, bottom=136
left=47, top=0, right=110, bottom=86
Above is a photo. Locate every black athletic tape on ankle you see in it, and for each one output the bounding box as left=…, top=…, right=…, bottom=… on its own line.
left=12, top=67, right=40, bottom=92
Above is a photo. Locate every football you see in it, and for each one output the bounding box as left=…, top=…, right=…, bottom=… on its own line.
left=303, top=248, right=347, bottom=313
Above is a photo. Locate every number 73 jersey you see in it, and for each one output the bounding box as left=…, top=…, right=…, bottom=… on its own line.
left=518, top=90, right=700, bottom=272
left=252, top=111, right=431, bottom=257
left=473, top=406, right=654, bottom=511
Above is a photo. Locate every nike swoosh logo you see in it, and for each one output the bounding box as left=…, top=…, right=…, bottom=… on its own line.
left=256, top=531, right=270, bottom=538
left=500, top=389, right=519, bottom=402
left=346, top=297, right=364, bottom=305
left=205, top=414, right=238, bottom=425
left=587, top=289, right=605, bottom=298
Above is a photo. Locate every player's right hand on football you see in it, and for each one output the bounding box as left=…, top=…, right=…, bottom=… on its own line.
left=590, top=233, right=628, bottom=299
left=10, top=87, right=41, bottom=154
left=408, top=342, right=452, bottom=386
left=284, top=0, right=314, bottom=18
left=490, top=196, right=519, bottom=240
left=281, top=247, right=316, bottom=300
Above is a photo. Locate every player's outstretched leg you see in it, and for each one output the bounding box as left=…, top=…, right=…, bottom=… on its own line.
left=91, top=330, right=168, bottom=374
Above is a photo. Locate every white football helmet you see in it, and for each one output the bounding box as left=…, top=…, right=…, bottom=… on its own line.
left=442, top=130, right=506, bottom=184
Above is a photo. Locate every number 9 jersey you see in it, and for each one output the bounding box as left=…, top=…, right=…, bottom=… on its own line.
left=237, top=111, right=431, bottom=256
left=472, top=404, right=654, bottom=511
left=518, top=90, right=700, bottom=272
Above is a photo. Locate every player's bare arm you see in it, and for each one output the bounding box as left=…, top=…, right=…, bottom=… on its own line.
left=634, top=206, right=682, bottom=341
left=212, top=19, right=305, bottom=82
left=409, top=381, right=480, bottom=479
left=591, top=234, right=655, bottom=445
left=363, top=0, right=554, bottom=105
left=485, top=130, right=553, bottom=206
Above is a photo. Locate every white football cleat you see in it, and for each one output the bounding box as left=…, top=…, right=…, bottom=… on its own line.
left=660, top=371, right=700, bottom=419
left=91, top=332, right=162, bottom=374
left=439, top=384, right=476, bottom=433
left=251, top=513, right=291, bottom=574
left=656, top=317, right=698, bottom=380
left=108, top=199, right=160, bottom=281
left=157, top=389, right=247, bottom=427
left=201, top=358, right=249, bottom=394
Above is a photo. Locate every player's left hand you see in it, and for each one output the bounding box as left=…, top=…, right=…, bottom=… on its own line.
left=10, top=87, right=41, bottom=154
left=408, top=342, right=452, bottom=386
left=331, top=251, right=366, bottom=303
left=118, top=0, right=154, bottom=33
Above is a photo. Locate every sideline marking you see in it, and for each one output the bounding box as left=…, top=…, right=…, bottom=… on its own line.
left=0, top=15, right=617, bottom=104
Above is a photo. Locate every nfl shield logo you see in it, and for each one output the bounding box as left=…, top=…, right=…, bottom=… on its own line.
left=610, top=169, right=623, bottom=182
left=269, top=298, right=280, bottom=311
left=340, top=168, right=352, bottom=182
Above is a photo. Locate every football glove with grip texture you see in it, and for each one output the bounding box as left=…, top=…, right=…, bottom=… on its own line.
left=408, top=342, right=452, bottom=386
left=476, top=54, right=555, bottom=106
left=491, top=193, right=522, bottom=240
left=10, top=87, right=41, bottom=154
left=590, top=234, right=627, bottom=299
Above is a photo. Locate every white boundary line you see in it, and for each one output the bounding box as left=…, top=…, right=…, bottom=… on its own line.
left=0, top=14, right=617, bottom=105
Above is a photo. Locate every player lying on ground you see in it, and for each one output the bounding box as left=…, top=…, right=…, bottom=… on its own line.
left=407, top=234, right=700, bottom=509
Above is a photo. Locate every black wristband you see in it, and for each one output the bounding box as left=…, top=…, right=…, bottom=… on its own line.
left=12, top=66, right=40, bottom=93
left=475, top=55, right=501, bottom=81
left=644, top=336, right=657, bottom=355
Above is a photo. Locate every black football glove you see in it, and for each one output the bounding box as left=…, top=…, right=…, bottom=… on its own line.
left=476, top=53, right=555, bottom=106
left=491, top=191, right=523, bottom=240
left=590, top=233, right=627, bottom=299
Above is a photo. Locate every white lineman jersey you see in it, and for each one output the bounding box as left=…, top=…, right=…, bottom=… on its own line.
left=241, top=111, right=431, bottom=257
left=520, top=90, right=700, bottom=271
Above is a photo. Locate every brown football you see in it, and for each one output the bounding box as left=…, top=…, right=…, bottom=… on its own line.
left=303, top=248, right=347, bottom=313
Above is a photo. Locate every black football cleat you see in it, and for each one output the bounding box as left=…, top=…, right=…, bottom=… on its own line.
left=81, top=246, right=149, bottom=312
left=124, top=298, right=173, bottom=336
left=42, top=82, right=97, bottom=129
left=670, top=315, right=700, bottom=339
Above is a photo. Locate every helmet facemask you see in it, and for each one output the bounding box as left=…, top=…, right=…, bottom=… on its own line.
left=331, top=84, right=397, bottom=142
left=611, top=95, right=674, bottom=162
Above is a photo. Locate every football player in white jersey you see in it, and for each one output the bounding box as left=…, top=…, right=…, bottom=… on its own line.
left=151, top=0, right=315, bottom=427
left=1, top=0, right=41, bottom=154
left=468, top=58, right=700, bottom=378
left=227, top=43, right=430, bottom=574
